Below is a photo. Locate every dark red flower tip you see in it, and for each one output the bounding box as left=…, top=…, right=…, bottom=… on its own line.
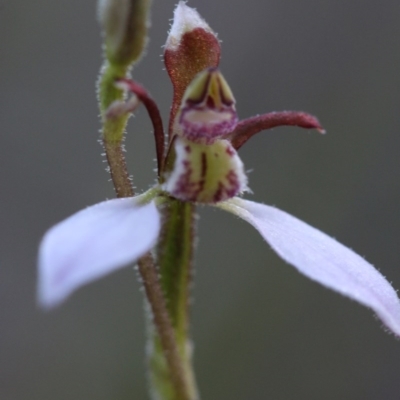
left=165, top=21, right=220, bottom=139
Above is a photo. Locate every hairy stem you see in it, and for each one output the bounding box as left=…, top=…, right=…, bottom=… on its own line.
left=103, top=139, right=134, bottom=198
left=149, top=199, right=198, bottom=400
left=99, top=62, right=193, bottom=400
left=158, top=200, right=195, bottom=345
left=139, top=254, right=193, bottom=400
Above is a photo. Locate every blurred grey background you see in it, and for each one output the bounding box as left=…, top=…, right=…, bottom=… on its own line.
left=2, top=0, right=400, bottom=399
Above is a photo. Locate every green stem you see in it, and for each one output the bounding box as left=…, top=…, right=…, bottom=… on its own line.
left=139, top=253, right=192, bottom=400
left=149, top=199, right=199, bottom=400
left=99, top=62, right=134, bottom=199
left=99, top=62, right=194, bottom=400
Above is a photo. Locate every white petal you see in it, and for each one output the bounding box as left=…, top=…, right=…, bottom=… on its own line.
left=218, top=197, right=400, bottom=336
left=38, top=198, right=160, bottom=308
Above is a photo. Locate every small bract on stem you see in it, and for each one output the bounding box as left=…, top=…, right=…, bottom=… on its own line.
left=37, top=2, right=400, bottom=400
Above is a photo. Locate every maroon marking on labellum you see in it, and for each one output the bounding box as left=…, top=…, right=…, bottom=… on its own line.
left=225, top=146, right=235, bottom=157
left=225, top=170, right=240, bottom=198
left=179, top=109, right=239, bottom=144
left=226, top=170, right=238, bottom=185
left=185, top=73, right=212, bottom=107
left=174, top=165, right=193, bottom=198
left=213, top=182, right=224, bottom=202
left=172, top=157, right=206, bottom=201
left=218, top=78, right=234, bottom=106
left=184, top=145, right=192, bottom=153
left=211, top=170, right=241, bottom=203
left=206, top=96, right=215, bottom=109
left=201, top=152, right=207, bottom=178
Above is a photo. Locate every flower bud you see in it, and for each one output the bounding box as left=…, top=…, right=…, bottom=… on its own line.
left=177, top=68, right=238, bottom=144
left=164, top=2, right=221, bottom=134
left=98, top=0, right=150, bottom=67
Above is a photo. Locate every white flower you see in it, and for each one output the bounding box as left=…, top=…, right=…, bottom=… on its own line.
left=38, top=2, right=400, bottom=339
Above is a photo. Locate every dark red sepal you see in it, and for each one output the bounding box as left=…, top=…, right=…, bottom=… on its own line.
left=228, top=111, right=325, bottom=150
left=116, top=78, right=165, bottom=175
left=164, top=28, right=220, bottom=139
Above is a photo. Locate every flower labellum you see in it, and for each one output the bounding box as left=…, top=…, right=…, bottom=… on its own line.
left=163, top=137, right=247, bottom=203
left=164, top=67, right=246, bottom=203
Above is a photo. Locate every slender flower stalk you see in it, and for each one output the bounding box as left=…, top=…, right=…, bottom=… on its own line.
left=98, top=0, right=153, bottom=197
left=38, top=2, right=400, bottom=400
left=98, top=2, right=194, bottom=398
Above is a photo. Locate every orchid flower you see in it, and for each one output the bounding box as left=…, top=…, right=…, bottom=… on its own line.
left=38, top=2, right=400, bottom=400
